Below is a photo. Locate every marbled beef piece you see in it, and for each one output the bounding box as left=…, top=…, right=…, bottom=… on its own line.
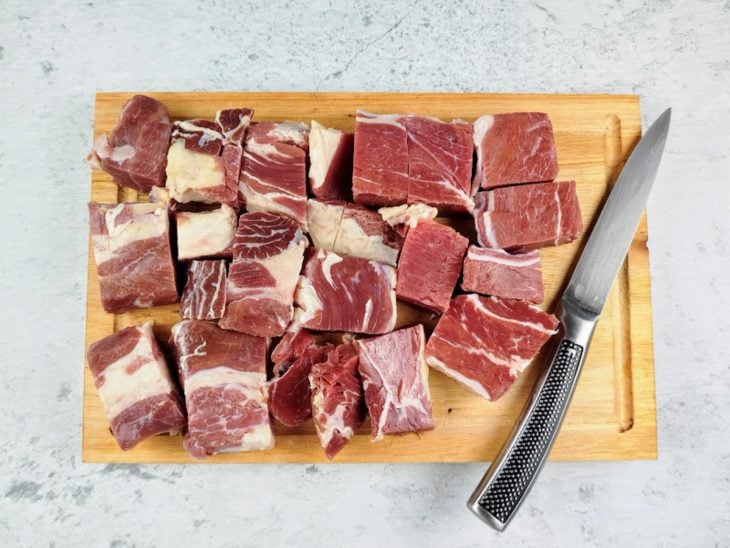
left=461, top=246, right=544, bottom=304
left=308, top=121, right=354, bottom=201
left=179, top=260, right=227, bottom=320
left=87, top=95, right=172, bottom=193
left=170, top=320, right=272, bottom=458
left=88, top=202, right=178, bottom=313
left=86, top=322, right=185, bottom=450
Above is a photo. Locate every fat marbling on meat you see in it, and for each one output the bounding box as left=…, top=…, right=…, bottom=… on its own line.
left=308, top=121, right=354, bottom=201
left=219, top=212, right=308, bottom=337
left=357, top=324, right=434, bottom=440
left=395, top=220, right=468, bottom=314
left=180, top=260, right=227, bottom=320
left=170, top=320, right=273, bottom=458
left=88, top=202, right=178, bottom=313
left=310, top=342, right=365, bottom=459
left=165, top=110, right=252, bottom=208
left=293, top=249, right=397, bottom=335
left=425, top=294, right=559, bottom=401
left=473, top=180, right=583, bottom=251
left=473, top=112, right=559, bottom=189
left=461, top=246, right=544, bottom=304
left=175, top=204, right=237, bottom=260
left=239, top=121, right=309, bottom=228
left=86, top=322, right=185, bottom=450
left=87, top=95, right=172, bottom=193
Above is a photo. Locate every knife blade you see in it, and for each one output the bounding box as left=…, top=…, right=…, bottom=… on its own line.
left=467, top=108, right=671, bottom=531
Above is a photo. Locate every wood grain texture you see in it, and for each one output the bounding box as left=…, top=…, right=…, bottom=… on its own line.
left=83, top=92, right=656, bottom=463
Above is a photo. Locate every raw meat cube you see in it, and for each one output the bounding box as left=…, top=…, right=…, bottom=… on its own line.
left=165, top=117, right=240, bottom=208
left=239, top=121, right=309, bottom=228
left=309, top=121, right=354, bottom=201
left=425, top=294, right=559, bottom=401
left=271, top=329, right=318, bottom=370
left=352, top=111, right=409, bottom=207
left=175, top=204, right=237, bottom=260
left=293, top=249, right=397, bottom=335
left=461, top=246, right=544, bottom=303
left=307, top=200, right=404, bottom=266
left=87, top=95, right=172, bottom=193
left=219, top=212, right=307, bottom=337
left=179, top=260, right=227, bottom=320
left=170, top=320, right=272, bottom=458
left=86, top=322, right=185, bottom=450
left=88, top=202, right=178, bottom=313
left=473, top=181, right=583, bottom=251
left=357, top=324, right=434, bottom=440
left=307, top=199, right=346, bottom=250
left=473, top=112, right=559, bottom=189
left=405, top=115, right=474, bottom=213
left=396, top=220, right=468, bottom=314
left=269, top=344, right=331, bottom=427
left=310, top=342, right=365, bottom=459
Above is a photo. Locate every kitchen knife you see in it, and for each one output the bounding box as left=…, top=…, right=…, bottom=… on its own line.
left=467, top=108, right=671, bottom=531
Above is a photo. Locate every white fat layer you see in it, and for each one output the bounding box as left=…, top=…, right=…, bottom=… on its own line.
left=317, top=402, right=353, bottom=449
left=472, top=115, right=495, bottom=190
left=467, top=247, right=540, bottom=267
left=362, top=298, right=373, bottom=330
left=468, top=294, right=556, bottom=336
left=261, top=237, right=308, bottom=291
left=271, top=121, right=309, bottom=146
left=174, top=121, right=223, bottom=144
left=356, top=111, right=405, bottom=129
left=480, top=192, right=498, bottom=248
left=92, top=204, right=166, bottom=264
left=176, top=205, right=237, bottom=260
left=307, top=200, right=345, bottom=249
left=148, top=186, right=172, bottom=205
left=244, top=139, right=285, bottom=158
left=217, top=424, right=275, bottom=452
left=332, top=216, right=399, bottom=266
left=378, top=203, right=438, bottom=228
left=291, top=275, right=324, bottom=331
left=425, top=355, right=493, bottom=400
left=184, top=366, right=265, bottom=394
left=96, top=322, right=175, bottom=419
left=320, top=252, right=343, bottom=287
left=308, top=121, right=342, bottom=189
left=109, top=144, right=136, bottom=163
left=165, top=140, right=225, bottom=203
left=238, top=180, right=307, bottom=229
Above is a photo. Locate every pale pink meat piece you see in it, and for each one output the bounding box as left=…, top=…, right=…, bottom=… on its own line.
left=461, top=246, right=544, bottom=303
left=352, top=111, right=409, bottom=207
left=170, top=320, right=272, bottom=458
left=180, top=260, right=228, bottom=320
left=293, top=249, right=397, bottom=335
left=239, top=121, right=309, bottom=228
left=310, top=342, right=365, bottom=459
left=175, top=204, right=237, bottom=260
left=309, top=121, right=354, bottom=201
left=270, top=329, right=318, bottom=370
left=86, top=321, right=185, bottom=450
left=219, top=212, right=307, bottom=337
left=405, top=115, right=474, bottom=213
left=87, top=95, right=172, bottom=193
left=88, top=202, right=178, bottom=313
left=425, top=294, right=558, bottom=401
left=473, top=180, right=583, bottom=251
left=357, top=324, right=434, bottom=440
left=473, top=112, right=559, bottom=189
left=395, top=220, right=468, bottom=314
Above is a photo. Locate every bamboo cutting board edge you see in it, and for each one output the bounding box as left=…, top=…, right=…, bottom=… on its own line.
left=82, top=92, right=657, bottom=464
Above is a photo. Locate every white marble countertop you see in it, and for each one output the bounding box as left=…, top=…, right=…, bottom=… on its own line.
left=1, top=1, right=729, bottom=545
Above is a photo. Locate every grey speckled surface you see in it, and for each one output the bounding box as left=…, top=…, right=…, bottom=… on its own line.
left=1, top=0, right=729, bottom=546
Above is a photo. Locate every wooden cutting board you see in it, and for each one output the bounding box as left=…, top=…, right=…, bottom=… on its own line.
left=83, top=92, right=657, bottom=463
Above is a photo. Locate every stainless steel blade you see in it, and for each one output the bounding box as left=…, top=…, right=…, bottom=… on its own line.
left=564, top=108, right=671, bottom=316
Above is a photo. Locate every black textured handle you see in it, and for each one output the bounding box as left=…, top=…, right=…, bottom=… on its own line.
left=476, top=340, right=584, bottom=527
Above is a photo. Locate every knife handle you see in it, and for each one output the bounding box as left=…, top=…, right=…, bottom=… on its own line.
left=467, top=300, right=597, bottom=531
